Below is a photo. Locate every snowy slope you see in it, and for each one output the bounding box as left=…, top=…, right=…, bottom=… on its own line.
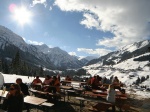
left=0, top=25, right=28, bottom=51
left=84, top=53, right=150, bottom=85
left=78, top=56, right=97, bottom=61
left=83, top=63, right=150, bottom=98
left=113, top=53, right=150, bottom=70
left=121, top=40, right=149, bottom=52
left=87, top=40, right=150, bottom=66
left=83, top=42, right=150, bottom=99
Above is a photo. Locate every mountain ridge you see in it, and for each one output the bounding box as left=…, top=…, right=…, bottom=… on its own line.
left=86, top=40, right=150, bottom=66
left=0, top=25, right=88, bottom=70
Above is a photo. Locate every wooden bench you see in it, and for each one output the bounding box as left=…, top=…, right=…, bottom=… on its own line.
left=84, top=91, right=106, bottom=99
left=121, top=104, right=130, bottom=111
left=115, top=97, right=128, bottom=111
left=90, top=102, right=113, bottom=112
left=76, top=97, right=112, bottom=112
left=40, top=102, right=54, bottom=112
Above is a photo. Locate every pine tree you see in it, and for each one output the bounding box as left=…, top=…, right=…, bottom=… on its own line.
left=135, top=77, right=141, bottom=85
left=146, top=75, right=149, bottom=80
left=20, top=61, right=28, bottom=75
left=39, top=66, right=44, bottom=76
left=1, top=59, right=9, bottom=74
left=3, top=61, right=9, bottom=74
left=141, top=76, right=146, bottom=82
left=0, top=59, right=2, bottom=72
left=11, top=51, right=21, bottom=74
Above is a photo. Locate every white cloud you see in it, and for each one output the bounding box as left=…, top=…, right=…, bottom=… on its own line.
left=80, top=13, right=100, bottom=30
left=49, top=6, right=52, bottom=11
left=28, top=40, right=44, bottom=45
left=77, top=48, right=111, bottom=56
left=31, top=0, right=47, bottom=7
left=68, top=52, right=77, bottom=56
left=54, top=0, right=150, bottom=49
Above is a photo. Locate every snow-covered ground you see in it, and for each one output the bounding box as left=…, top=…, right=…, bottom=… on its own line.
left=1, top=73, right=45, bottom=84
left=1, top=72, right=150, bottom=99
left=85, top=68, right=150, bottom=99
left=113, top=53, right=150, bottom=70
left=83, top=54, right=150, bottom=99
left=1, top=62, right=150, bottom=99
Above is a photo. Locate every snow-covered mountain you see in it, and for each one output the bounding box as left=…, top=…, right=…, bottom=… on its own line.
left=34, top=45, right=83, bottom=69
left=87, top=40, right=150, bottom=66
left=78, top=56, right=97, bottom=61
left=83, top=40, right=150, bottom=90
left=78, top=56, right=97, bottom=65
left=70, top=55, right=97, bottom=65
left=0, top=25, right=83, bottom=69
left=0, top=26, right=28, bottom=52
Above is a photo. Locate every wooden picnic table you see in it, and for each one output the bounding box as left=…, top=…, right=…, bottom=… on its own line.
left=92, top=89, right=107, bottom=94
left=100, top=84, right=123, bottom=89
left=34, top=83, right=42, bottom=86
left=0, top=90, right=8, bottom=98
left=24, top=96, right=47, bottom=105
left=24, top=96, right=55, bottom=112
left=76, top=97, right=113, bottom=112
left=92, top=89, right=126, bottom=95
left=36, top=91, right=48, bottom=95
left=79, top=90, right=128, bottom=112
left=30, top=89, right=57, bottom=97
left=29, top=88, right=38, bottom=92
left=84, top=90, right=127, bottom=100
left=61, top=81, right=87, bottom=85
left=60, top=86, right=73, bottom=90
left=84, top=91, right=106, bottom=98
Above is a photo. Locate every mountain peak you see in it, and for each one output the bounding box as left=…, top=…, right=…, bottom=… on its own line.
left=121, top=40, right=149, bottom=53
left=0, top=25, right=27, bottom=51
left=38, top=44, right=49, bottom=49
left=53, top=47, right=61, bottom=50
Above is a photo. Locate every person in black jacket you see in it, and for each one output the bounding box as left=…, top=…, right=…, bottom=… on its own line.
left=16, top=78, right=29, bottom=96
left=5, top=84, right=24, bottom=112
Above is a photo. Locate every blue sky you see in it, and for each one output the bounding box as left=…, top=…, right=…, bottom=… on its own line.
left=0, top=0, right=150, bottom=57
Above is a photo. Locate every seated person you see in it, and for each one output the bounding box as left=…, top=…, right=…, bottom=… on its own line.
left=112, top=76, right=119, bottom=85
left=43, top=75, right=52, bottom=85
left=3, top=84, right=24, bottom=112
left=43, top=75, right=53, bottom=91
left=65, top=75, right=71, bottom=81
left=87, top=77, right=92, bottom=85
left=112, top=76, right=122, bottom=91
left=31, top=76, right=42, bottom=90
left=47, top=76, right=60, bottom=93
left=91, top=76, right=100, bottom=89
left=97, top=75, right=102, bottom=85
left=57, top=74, right=60, bottom=82
left=16, top=78, right=29, bottom=96
left=53, top=76, right=60, bottom=92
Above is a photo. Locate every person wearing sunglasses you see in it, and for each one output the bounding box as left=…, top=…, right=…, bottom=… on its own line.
left=4, top=84, right=24, bottom=112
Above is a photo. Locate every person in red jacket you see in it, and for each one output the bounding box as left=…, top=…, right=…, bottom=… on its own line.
left=31, top=76, right=42, bottom=90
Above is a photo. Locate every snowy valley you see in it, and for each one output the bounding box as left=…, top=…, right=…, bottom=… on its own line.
left=0, top=25, right=150, bottom=99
